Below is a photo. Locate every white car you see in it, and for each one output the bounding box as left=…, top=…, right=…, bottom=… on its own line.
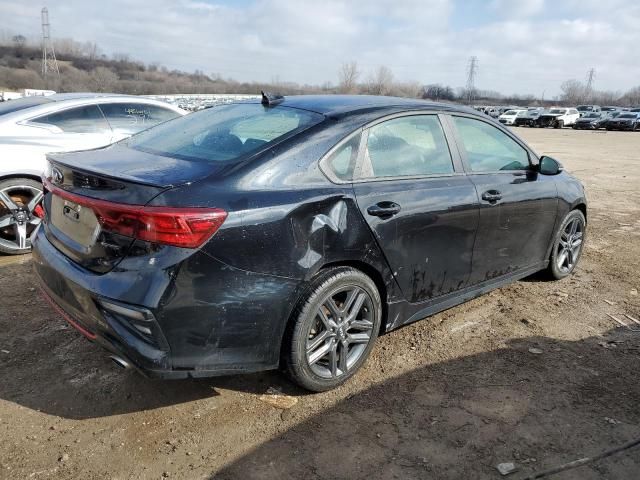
left=0, top=93, right=186, bottom=254
left=498, top=109, right=527, bottom=125
left=537, top=108, right=581, bottom=128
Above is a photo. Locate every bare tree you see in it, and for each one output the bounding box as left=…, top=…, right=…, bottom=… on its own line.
left=621, top=86, right=640, bottom=106
left=560, top=79, right=587, bottom=104
left=11, top=35, right=26, bottom=56
left=367, top=66, right=394, bottom=96
left=90, top=67, right=119, bottom=92
left=338, top=61, right=359, bottom=93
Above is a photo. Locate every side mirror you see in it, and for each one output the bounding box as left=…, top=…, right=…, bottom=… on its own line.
left=539, top=156, right=563, bottom=175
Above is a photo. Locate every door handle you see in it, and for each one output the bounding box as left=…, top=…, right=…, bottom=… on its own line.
left=481, top=190, right=502, bottom=203
left=367, top=202, right=401, bottom=217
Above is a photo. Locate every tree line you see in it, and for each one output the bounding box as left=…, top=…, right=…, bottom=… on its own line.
left=1, top=33, right=639, bottom=106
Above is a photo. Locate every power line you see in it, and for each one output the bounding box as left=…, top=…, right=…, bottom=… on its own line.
left=41, top=7, right=59, bottom=79
left=466, top=56, right=478, bottom=104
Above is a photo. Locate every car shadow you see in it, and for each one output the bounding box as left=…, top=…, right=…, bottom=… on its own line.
left=211, top=329, right=640, bottom=480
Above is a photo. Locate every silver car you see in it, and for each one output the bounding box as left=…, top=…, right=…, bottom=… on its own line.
left=0, top=93, right=186, bottom=254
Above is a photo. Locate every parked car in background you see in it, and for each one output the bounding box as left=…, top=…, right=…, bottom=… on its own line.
left=536, top=108, right=580, bottom=128
left=572, top=112, right=610, bottom=130
left=498, top=109, right=526, bottom=125
left=33, top=94, right=587, bottom=392
left=630, top=107, right=640, bottom=113
left=513, top=108, right=544, bottom=127
left=601, top=106, right=620, bottom=113
left=0, top=93, right=186, bottom=254
left=485, top=107, right=500, bottom=118
left=605, top=112, right=640, bottom=131
left=577, top=105, right=601, bottom=117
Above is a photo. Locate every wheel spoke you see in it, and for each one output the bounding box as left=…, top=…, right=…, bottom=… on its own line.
left=0, top=191, right=18, bottom=211
left=345, top=292, right=366, bottom=322
left=325, top=298, right=342, bottom=323
left=15, top=222, right=28, bottom=249
left=338, top=341, right=348, bottom=373
left=27, top=191, right=44, bottom=212
left=347, top=333, right=370, bottom=344
left=566, top=248, right=574, bottom=267
left=349, top=319, right=373, bottom=331
left=317, top=308, right=337, bottom=331
left=329, top=344, right=338, bottom=377
left=557, top=250, right=568, bottom=269
left=308, top=338, right=332, bottom=366
left=307, top=330, right=330, bottom=355
left=0, top=214, right=14, bottom=229
left=569, top=219, right=578, bottom=235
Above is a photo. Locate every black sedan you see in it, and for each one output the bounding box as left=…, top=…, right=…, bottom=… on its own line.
left=573, top=112, right=609, bottom=130
left=33, top=95, right=587, bottom=391
left=606, top=113, right=640, bottom=131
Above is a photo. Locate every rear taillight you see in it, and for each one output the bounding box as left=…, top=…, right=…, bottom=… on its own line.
left=44, top=180, right=227, bottom=249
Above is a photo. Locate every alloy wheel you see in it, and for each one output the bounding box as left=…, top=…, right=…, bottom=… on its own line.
left=305, top=286, right=375, bottom=379
left=0, top=184, right=43, bottom=253
left=556, top=217, right=584, bottom=273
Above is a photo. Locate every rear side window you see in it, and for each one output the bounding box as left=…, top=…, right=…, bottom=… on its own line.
left=323, top=133, right=361, bottom=181
left=99, top=103, right=179, bottom=135
left=452, top=116, right=529, bottom=172
left=128, top=103, right=323, bottom=163
left=360, top=115, right=454, bottom=178
left=31, top=105, right=111, bottom=134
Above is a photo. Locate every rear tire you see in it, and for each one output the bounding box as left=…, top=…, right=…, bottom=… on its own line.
left=283, top=267, right=382, bottom=392
left=0, top=178, right=43, bottom=255
left=547, top=210, right=586, bottom=280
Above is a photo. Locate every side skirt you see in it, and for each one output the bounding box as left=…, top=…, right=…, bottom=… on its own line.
left=386, top=261, right=548, bottom=332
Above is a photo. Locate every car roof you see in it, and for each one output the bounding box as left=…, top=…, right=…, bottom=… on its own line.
left=251, top=95, right=473, bottom=117
left=46, top=92, right=141, bottom=101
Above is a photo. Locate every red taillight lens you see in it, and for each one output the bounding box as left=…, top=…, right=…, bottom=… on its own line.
left=44, top=180, right=227, bottom=249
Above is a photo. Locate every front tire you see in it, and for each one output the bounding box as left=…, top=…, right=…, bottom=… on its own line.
left=0, top=178, right=43, bottom=255
left=283, top=267, right=382, bottom=392
left=555, top=120, right=564, bottom=129
left=547, top=210, right=586, bottom=280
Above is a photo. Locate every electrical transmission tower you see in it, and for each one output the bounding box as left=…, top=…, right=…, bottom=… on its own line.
left=466, top=56, right=478, bottom=104
left=585, top=68, right=596, bottom=101
left=41, top=7, right=59, bottom=78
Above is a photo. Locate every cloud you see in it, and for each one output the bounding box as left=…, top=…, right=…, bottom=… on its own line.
left=490, top=0, right=544, bottom=18
left=0, top=0, right=638, bottom=96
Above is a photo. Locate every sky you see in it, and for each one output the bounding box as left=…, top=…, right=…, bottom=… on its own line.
left=0, top=0, right=638, bottom=96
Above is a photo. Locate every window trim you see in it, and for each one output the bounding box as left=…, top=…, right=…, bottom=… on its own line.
left=444, top=112, right=540, bottom=175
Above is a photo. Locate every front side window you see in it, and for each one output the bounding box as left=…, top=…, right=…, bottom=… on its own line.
left=128, top=103, right=323, bottom=163
left=32, top=105, right=110, bottom=134
left=99, top=103, right=180, bottom=135
left=360, top=115, right=454, bottom=178
left=452, top=116, right=530, bottom=172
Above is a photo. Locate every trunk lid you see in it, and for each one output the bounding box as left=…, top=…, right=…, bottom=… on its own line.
left=42, top=146, right=214, bottom=273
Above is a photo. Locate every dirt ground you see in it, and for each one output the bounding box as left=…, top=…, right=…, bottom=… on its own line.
left=1, top=127, right=639, bottom=480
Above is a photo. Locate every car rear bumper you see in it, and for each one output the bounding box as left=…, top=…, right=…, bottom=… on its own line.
left=32, top=224, right=302, bottom=378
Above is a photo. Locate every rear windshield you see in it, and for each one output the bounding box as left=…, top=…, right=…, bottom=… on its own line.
left=618, top=114, right=637, bottom=119
left=127, top=103, right=323, bottom=163
left=0, top=96, right=54, bottom=116
left=584, top=113, right=600, bottom=118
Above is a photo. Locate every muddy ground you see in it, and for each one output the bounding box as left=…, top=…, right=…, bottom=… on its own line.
left=0, top=128, right=639, bottom=479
